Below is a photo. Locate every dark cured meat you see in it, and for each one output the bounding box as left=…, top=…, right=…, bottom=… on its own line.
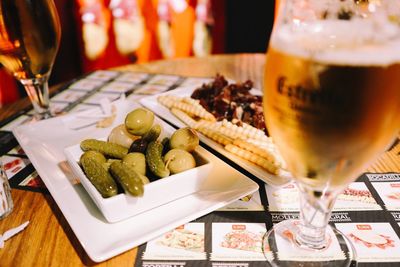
left=191, top=74, right=268, bottom=135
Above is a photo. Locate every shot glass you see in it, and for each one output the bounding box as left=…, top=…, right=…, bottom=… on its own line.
left=0, top=162, right=13, bottom=219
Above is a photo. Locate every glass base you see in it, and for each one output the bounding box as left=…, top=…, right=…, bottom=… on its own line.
left=26, top=104, right=58, bottom=122
left=20, top=75, right=53, bottom=121
left=32, top=109, right=53, bottom=121
left=21, top=112, right=52, bottom=125
left=263, top=220, right=357, bottom=267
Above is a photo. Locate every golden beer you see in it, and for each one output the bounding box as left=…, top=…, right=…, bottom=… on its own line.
left=264, top=44, right=400, bottom=190
left=0, top=0, right=60, bottom=80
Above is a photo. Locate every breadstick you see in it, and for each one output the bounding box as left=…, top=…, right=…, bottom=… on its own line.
left=233, top=139, right=279, bottom=163
left=194, top=119, right=220, bottom=130
left=246, top=138, right=276, bottom=148
left=197, top=126, right=233, bottom=146
left=157, top=95, right=180, bottom=108
left=244, top=138, right=286, bottom=168
left=170, top=108, right=198, bottom=128
left=182, top=97, right=200, bottom=106
left=216, top=125, right=242, bottom=139
left=225, top=144, right=280, bottom=174
left=172, top=101, right=215, bottom=121
left=221, top=119, right=269, bottom=141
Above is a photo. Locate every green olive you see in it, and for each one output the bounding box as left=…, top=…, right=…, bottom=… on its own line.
left=169, top=127, right=199, bottom=152
left=164, top=148, right=196, bottom=174
left=108, top=124, right=140, bottom=148
left=122, top=152, right=146, bottom=175
left=125, top=108, right=154, bottom=136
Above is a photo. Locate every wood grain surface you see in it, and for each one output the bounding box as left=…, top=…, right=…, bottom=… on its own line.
left=0, top=53, right=398, bottom=266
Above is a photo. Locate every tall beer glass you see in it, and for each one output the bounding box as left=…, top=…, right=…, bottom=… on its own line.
left=0, top=0, right=61, bottom=119
left=263, top=0, right=400, bottom=265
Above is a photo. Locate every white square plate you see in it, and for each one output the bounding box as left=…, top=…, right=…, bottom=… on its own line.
left=64, top=123, right=213, bottom=222
left=140, top=86, right=292, bottom=186
left=13, top=100, right=259, bottom=262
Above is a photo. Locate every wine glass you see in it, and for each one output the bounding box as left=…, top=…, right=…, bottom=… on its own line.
left=263, top=0, right=400, bottom=266
left=0, top=0, right=61, bottom=120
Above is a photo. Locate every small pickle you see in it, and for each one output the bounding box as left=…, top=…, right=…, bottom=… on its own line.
left=142, top=124, right=162, bottom=142
left=81, top=139, right=128, bottom=159
left=80, top=150, right=106, bottom=164
left=80, top=153, right=118, bottom=198
left=103, top=159, right=121, bottom=170
left=138, top=173, right=150, bottom=185
left=122, top=153, right=146, bottom=175
left=146, top=141, right=170, bottom=178
left=110, top=161, right=144, bottom=196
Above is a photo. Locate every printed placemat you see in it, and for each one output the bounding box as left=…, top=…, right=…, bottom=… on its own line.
left=135, top=173, right=400, bottom=267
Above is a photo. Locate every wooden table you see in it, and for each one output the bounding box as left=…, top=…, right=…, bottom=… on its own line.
left=0, top=54, right=399, bottom=266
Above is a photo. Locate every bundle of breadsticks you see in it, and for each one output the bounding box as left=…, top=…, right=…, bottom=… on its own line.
left=157, top=95, right=286, bottom=175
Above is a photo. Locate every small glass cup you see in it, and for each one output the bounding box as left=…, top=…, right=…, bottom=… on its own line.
left=0, top=162, right=13, bottom=219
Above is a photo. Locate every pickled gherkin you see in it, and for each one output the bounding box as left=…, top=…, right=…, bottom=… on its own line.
left=122, top=153, right=146, bottom=175
left=110, top=161, right=144, bottom=196
left=142, top=124, right=162, bottom=142
left=80, top=153, right=118, bottom=198
left=103, top=159, right=121, bottom=170
left=81, top=139, right=128, bottom=159
left=146, top=141, right=170, bottom=178
left=138, top=173, right=150, bottom=185
left=80, top=150, right=106, bottom=164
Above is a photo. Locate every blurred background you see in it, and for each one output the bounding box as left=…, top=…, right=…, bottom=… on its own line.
left=0, top=0, right=275, bottom=105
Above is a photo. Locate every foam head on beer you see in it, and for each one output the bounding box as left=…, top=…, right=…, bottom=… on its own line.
left=272, top=0, right=400, bottom=66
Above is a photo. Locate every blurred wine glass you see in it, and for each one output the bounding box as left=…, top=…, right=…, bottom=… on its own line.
left=0, top=0, right=61, bottom=119
left=263, top=0, right=400, bottom=266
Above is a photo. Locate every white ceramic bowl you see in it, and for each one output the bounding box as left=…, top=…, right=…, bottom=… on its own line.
left=64, top=126, right=212, bottom=223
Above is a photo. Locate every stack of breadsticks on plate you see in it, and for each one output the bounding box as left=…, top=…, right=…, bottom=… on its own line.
left=157, top=95, right=286, bottom=175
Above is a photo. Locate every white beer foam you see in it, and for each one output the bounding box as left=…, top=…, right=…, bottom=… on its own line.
left=271, top=20, right=400, bottom=66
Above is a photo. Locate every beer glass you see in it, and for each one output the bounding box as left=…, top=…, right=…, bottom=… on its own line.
left=263, top=0, right=400, bottom=265
left=0, top=0, right=61, bottom=119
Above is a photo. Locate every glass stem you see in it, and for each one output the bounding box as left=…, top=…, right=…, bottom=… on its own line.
left=19, top=73, right=52, bottom=119
left=296, top=183, right=338, bottom=250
